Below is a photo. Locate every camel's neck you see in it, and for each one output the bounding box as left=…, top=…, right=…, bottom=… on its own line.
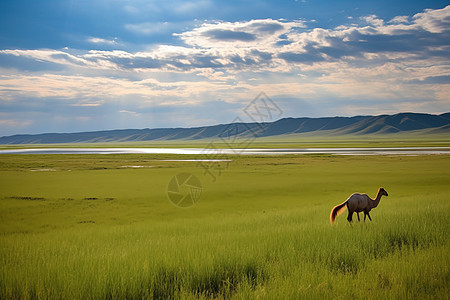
left=371, top=190, right=383, bottom=208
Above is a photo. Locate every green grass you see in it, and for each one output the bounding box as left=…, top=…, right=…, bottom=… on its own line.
left=1, top=131, right=450, bottom=149
left=0, top=153, right=449, bottom=299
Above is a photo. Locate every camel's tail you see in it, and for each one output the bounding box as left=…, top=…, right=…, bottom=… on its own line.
left=330, top=201, right=347, bottom=224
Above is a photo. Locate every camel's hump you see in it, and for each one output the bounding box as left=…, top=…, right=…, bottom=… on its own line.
left=348, top=193, right=369, bottom=198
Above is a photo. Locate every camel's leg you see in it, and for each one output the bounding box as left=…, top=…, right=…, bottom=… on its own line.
left=347, top=211, right=353, bottom=223
left=357, top=212, right=360, bottom=222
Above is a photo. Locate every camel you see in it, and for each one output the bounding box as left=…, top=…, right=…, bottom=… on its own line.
left=330, top=188, right=388, bottom=224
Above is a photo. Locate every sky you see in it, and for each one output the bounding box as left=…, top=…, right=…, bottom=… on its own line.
left=0, top=0, right=449, bottom=136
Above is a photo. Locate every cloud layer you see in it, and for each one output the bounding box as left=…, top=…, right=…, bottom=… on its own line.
left=0, top=5, right=449, bottom=135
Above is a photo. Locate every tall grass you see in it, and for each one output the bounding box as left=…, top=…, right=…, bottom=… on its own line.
left=1, top=204, right=448, bottom=299
left=0, top=154, right=449, bottom=299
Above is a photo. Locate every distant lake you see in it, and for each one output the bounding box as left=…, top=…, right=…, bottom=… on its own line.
left=0, top=147, right=450, bottom=155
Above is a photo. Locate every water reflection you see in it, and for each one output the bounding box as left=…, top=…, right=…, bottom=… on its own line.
left=0, top=147, right=449, bottom=155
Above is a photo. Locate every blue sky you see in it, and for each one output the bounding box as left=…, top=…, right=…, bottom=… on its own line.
left=0, top=0, right=449, bottom=135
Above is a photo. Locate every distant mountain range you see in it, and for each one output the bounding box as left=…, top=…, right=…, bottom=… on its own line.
left=1, top=112, right=449, bottom=144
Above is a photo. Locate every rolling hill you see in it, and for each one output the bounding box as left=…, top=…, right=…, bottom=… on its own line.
left=0, top=112, right=449, bottom=144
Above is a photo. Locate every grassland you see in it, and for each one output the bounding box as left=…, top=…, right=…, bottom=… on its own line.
left=1, top=132, right=450, bottom=150
left=0, top=152, right=449, bottom=299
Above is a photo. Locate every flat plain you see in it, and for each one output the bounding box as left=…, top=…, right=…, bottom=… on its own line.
left=0, top=150, right=449, bottom=299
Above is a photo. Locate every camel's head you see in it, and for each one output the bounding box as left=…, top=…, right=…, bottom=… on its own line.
left=380, top=187, right=388, bottom=196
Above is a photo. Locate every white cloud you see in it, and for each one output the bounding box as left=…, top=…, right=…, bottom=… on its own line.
left=3, top=6, right=449, bottom=74
left=0, top=5, right=448, bottom=128
left=119, top=110, right=140, bottom=115
left=388, top=15, right=409, bottom=24
left=361, top=15, right=384, bottom=27
left=0, top=73, right=241, bottom=104
left=87, top=37, right=118, bottom=45
left=413, top=5, right=450, bottom=33
left=71, top=100, right=103, bottom=107
left=176, top=19, right=305, bottom=49
left=0, top=49, right=96, bottom=68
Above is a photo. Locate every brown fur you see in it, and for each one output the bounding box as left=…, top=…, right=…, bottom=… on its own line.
left=330, top=188, right=388, bottom=224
